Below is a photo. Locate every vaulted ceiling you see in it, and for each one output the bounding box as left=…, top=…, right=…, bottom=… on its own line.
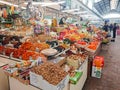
left=94, top=0, right=120, bottom=15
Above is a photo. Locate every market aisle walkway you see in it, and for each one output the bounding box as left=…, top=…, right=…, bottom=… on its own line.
left=83, top=36, right=120, bottom=90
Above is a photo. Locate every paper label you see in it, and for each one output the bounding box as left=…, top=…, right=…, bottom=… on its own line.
left=36, top=57, right=42, bottom=65
left=57, top=78, right=66, bottom=90
left=30, top=72, right=39, bottom=87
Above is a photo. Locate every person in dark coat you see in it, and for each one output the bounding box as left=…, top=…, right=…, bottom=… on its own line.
left=109, top=24, right=113, bottom=32
left=59, top=17, right=67, bottom=26
left=103, top=22, right=109, bottom=32
left=112, top=23, right=117, bottom=42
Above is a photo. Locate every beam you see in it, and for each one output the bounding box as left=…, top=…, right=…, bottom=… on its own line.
left=77, top=0, right=104, bottom=20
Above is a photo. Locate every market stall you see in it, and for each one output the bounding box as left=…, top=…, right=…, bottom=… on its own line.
left=0, top=22, right=106, bottom=90
left=8, top=58, right=88, bottom=90
left=0, top=1, right=107, bottom=90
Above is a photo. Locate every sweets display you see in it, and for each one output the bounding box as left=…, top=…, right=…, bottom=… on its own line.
left=12, top=49, right=26, bottom=59
left=4, top=47, right=15, bottom=56
left=0, top=35, right=23, bottom=46
left=19, top=42, right=34, bottom=51
left=22, top=51, right=46, bottom=61
left=87, top=41, right=99, bottom=51
left=34, top=43, right=50, bottom=51
left=0, top=46, right=5, bottom=54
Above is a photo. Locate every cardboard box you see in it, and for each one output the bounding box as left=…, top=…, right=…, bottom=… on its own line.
left=30, top=72, right=69, bottom=90
left=91, top=66, right=102, bottom=78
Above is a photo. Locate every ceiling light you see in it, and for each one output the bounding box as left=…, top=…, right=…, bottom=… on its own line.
left=94, top=0, right=101, bottom=3
left=41, top=1, right=65, bottom=7
left=0, top=0, right=26, bottom=9
left=73, top=11, right=88, bottom=14
left=0, top=1, right=18, bottom=7
left=103, top=13, right=120, bottom=18
left=62, top=9, right=80, bottom=12
left=24, top=1, right=65, bottom=7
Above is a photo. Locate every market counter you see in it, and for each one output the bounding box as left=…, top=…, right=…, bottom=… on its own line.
left=87, top=42, right=102, bottom=57
left=0, top=63, right=9, bottom=90
left=0, top=57, right=18, bottom=90
left=70, top=59, right=88, bottom=90
left=8, top=59, right=88, bottom=90
left=9, top=77, right=69, bottom=90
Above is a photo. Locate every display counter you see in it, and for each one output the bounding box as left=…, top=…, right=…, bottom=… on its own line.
left=0, top=63, right=9, bottom=90
left=9, top=77, right=69, bottom=90
left=8, top=59, right=88, bottom=90
left=0, top=57, right=18, bottom=90
left=88, top=42, right=102, bottom=57
left=70, top=59, right=88, bottom=90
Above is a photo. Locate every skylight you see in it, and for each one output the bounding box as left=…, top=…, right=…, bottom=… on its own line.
left=111, top=0, right=119, bottom=10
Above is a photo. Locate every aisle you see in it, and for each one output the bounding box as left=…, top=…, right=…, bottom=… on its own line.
left=83, top=36, right=120, bottom=90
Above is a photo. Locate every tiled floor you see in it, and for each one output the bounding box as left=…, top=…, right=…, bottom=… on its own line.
left=83, top=36, right=120, bottom=90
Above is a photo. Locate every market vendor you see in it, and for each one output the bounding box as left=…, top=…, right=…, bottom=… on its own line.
left=59, top=16, right=67, bottom=26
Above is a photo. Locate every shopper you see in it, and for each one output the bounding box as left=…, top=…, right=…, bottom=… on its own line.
left=103, top=22, right=109, bottom=32
left=111, top=23, right=117, bottom=42
left=109, top=24, right=113, bottom=32
left=59, top=17, right=67, bottom=26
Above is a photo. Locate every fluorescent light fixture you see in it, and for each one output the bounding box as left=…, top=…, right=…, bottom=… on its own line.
left=111, top=0, right=118, bottom=10
left=0, top=0, right=26, bottom=9
left=94, top=0, right=101, bottom=3
left=103, top=13, right=120, bottom=19
left=73, top=11, right=88, bottom=14
left=80, top=15, right=90, bottom=17
left=62, top=9, right=80, bottom=12
left=24, top=1, right=65, bottom=7
left=0, top=1, right=18, bottom=7
left=41, top=1, right=65, bottom=7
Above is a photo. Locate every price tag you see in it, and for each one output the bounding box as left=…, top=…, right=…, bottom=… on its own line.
left=30, top=72, right=39, bottom=87
left=36, top=48, right=39, bottom=52
left=54, top=43, right=56, bottom=47
left=57, top=79, right=66, bottom=90
left=36, top=57, right=42, bottom=65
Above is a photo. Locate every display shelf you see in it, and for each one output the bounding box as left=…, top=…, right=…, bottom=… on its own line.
left=8, top=58, right=88, bottom=90
left=70, top=59, right=88, bottom=90
left=0, top=68, right=9, bottom=90
left=9, top=77, right=69, bottom=90
left=0, top=57, right=18, bottom=90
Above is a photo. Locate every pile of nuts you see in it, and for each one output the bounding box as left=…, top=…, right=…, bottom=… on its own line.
left=31, top=62, right=68, bottom=85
